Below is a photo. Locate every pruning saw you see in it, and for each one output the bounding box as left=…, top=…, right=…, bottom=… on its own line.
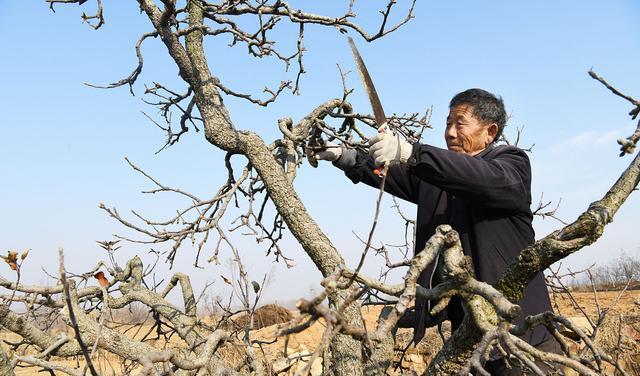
left=348, top=36, right=389, bottom=177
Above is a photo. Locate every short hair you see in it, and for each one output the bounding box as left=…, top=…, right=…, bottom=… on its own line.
left=449, top=88, right=506, bottom=143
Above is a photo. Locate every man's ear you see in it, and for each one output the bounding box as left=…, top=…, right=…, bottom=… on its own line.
left=486, top=123, right=498, bottom=144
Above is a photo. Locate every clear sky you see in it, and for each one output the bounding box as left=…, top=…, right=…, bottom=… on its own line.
left=1, top=1, right=639, bottom=306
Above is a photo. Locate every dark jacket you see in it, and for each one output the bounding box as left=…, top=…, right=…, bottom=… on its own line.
left=339, top=143, right=552, bottom=345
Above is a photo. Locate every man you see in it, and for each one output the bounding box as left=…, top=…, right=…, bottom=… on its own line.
left=312, top=88, right=557, bottom=374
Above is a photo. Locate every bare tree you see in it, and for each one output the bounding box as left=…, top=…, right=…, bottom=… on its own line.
left=1, top=1, right=640, bottom=375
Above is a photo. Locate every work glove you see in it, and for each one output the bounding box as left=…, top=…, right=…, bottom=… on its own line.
left=368, top=132, right=413, bottom=166
left=306, top=142, right=343, bottom=162
left=306, top=142, right=357, bottom=170
left=305, top=141, right=341, bottom=168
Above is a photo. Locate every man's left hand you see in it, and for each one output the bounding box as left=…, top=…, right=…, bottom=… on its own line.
left=369, top=132, right=413, bottom=166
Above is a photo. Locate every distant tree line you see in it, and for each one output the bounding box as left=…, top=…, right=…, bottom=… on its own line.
left=571, top=252, right=640, bottom=291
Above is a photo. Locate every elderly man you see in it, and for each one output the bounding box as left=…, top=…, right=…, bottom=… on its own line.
left=313, top=88, right=557, bottom=374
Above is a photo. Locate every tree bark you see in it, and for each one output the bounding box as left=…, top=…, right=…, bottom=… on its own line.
left=136, top=1, right=365, bottom=373
left=0, top=345, right=14, bottom=376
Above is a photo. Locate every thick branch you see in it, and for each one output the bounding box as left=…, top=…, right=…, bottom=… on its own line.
left=496, top=149, right=640, bottom=302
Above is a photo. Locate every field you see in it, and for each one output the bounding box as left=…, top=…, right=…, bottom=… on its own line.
left=3, top=290, right=639, bottom=375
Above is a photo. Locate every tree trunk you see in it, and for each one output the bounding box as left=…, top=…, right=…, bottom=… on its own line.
left=136, top=1, right=367, bottom=373
left=0, top=345, right=14, bottom=376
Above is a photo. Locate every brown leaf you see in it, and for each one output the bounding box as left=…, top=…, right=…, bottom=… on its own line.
left=1, top=251, right=19, bottom=271
left=221, top=275, right=232, bottom=285
left=20, top=250, right=29, bottom=260
left=94, top=271, right=109, bottom=288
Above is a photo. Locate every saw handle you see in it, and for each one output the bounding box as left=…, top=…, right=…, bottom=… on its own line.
left=374, top=164, right=389, bottom=177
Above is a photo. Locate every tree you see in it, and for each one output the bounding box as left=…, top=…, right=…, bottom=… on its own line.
left=1, top=1, right=639, bottom=375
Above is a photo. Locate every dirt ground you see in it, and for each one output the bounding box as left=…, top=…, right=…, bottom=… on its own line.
left=550, top=288, right=640, bottom=318
left=4, top=290, right=640, bottom=375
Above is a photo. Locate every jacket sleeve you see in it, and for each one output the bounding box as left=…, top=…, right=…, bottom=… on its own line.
left=339, top=149, right=421, bottom=204
left=407, top=144, right=532, bottom=212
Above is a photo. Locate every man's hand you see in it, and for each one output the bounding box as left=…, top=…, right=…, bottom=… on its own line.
left=305, top=142, right=343, bottom=163
left=369, top=132, right=413, bottom=166
left=316, top=145, right=343, bottom=162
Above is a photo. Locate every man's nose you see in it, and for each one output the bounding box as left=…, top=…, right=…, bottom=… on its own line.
left=446, top=125, right=457, bottom=139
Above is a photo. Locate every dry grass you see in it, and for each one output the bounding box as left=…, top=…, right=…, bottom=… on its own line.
left=227, top=304, right=294, bottom=330
left=3, top=291, right=640, bottom=375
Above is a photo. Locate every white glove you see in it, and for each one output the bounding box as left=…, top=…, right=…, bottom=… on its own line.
left=306, top=142, right=343, bottom=162
left=368, top=132, right=413, bottom=166
left=316, top=144, right=343, bottom=162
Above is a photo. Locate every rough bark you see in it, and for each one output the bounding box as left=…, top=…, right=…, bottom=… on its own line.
left=364, top=306, right=396, bottom=376
left=426, top=297, right=497, bottom=375
left=0, top=304, right=84, bottom=358
left=135, top=1, right=365, bottom=373
left=0, top=345, right=14, bottom=376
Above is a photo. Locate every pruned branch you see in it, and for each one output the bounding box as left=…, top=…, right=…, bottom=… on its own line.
left=589, top=69, right=640, bottom=156
left=47, top=0, right=105, bottom=30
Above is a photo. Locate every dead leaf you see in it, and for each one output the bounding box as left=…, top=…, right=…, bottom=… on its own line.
left=221, top=275, right=232, bottom=285
left=1, top=251, right=19, bottom=271
left=94, top=271, right=109, bottom=288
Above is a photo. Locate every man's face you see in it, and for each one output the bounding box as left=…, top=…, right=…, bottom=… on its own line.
left=445, top=104, right=497, bottom=156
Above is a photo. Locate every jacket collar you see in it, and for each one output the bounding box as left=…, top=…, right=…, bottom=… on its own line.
left=475, top=143, right=496, bottom=159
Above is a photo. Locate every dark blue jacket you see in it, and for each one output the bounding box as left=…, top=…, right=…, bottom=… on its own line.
left=339, top=143, right=552, bottom=345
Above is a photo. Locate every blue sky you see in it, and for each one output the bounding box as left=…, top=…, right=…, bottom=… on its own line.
left=1, top=1, right=639, bottom=305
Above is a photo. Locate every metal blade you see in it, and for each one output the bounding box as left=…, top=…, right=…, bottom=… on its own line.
left=348, top=37, right=387, bottom=127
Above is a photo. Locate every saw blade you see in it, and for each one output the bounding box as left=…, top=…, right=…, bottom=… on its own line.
left=348, top=37, right=387, bottom=128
